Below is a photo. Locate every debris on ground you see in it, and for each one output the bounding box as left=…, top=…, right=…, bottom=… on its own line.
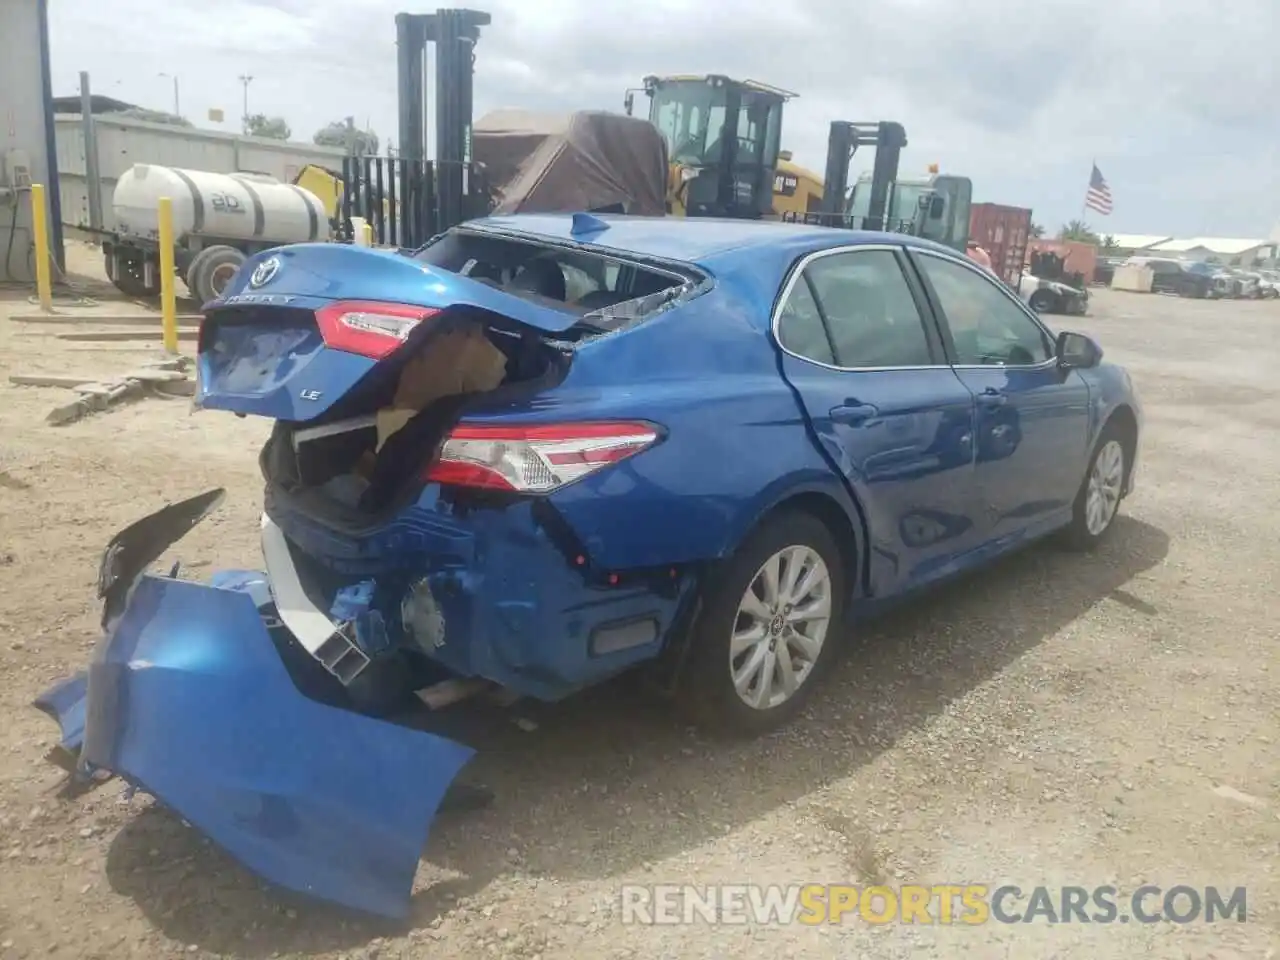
left=8, top=356, right=195, bottom=426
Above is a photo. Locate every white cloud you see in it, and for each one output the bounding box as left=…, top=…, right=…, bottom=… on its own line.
left=50, top=0, right=1279, bottom=235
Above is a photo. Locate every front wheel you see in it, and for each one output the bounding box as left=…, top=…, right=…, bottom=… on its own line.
left=1028, top=290, right=1057, bottom=314
left=677, top=510, right=846, bottom=737
left=1062, top=425, right=1128, bottom=550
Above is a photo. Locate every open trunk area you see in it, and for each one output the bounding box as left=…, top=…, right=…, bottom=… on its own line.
left=259, top=312, right=568, bottom=528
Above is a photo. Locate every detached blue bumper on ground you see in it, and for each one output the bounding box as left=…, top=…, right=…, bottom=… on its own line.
left=35, top=574, right=474, bottom=919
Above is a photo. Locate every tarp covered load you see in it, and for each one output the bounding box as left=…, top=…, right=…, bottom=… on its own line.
left=474, top=109, right=668, bottom=217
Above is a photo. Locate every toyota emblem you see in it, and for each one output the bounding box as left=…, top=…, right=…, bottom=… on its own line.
left=248, top=256, right=281, bottom=289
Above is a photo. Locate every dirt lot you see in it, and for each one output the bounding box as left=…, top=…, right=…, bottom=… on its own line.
left=0, top=256, right=1277, bottom=959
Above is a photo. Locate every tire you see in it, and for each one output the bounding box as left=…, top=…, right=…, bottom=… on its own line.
left=1028, top=290, right=1057, bottom=314
left=1062, top=423, right=1128, bottom=551
left=677, top=510, right=847, bottom=737
left=189, top=245, right=247, bottom=303
left=183, top=247, right=215, bottom=297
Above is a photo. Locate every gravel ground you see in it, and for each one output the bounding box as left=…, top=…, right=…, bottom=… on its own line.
left=0, top=257, right=1277, bottom=958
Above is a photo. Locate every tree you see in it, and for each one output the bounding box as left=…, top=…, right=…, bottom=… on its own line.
left=1100, top=234, right=1119, bottom=252
left=1058, top=220, right=1100, bottom=244
left=245, top=114, right=292, bottom=140
left=313, top=120, right=379, bottom=156
left=1029, top=222, right=1046, bottom=239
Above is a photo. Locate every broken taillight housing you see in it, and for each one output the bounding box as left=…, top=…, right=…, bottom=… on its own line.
left=424, top=422, right=661, bottom=493
left=314, top=301, right=440, bottom=360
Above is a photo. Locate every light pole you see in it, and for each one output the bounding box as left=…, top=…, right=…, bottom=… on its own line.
left=238, top=74, right=253, bottom=133
left=158, top=73, right=179, bottom=116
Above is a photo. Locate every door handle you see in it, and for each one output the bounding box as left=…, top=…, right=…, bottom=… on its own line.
left=830, top=403, right=879, bottom=425
left=977, top=388, right=1008, bottom=407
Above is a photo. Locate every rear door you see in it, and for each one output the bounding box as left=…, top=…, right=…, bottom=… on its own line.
left=774, top=244, right=982, bottom=594
left=909, top=248, right=1090, bottom=541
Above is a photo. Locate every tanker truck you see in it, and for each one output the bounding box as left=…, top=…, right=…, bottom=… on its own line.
left=104, top=163, right=329, bottom=304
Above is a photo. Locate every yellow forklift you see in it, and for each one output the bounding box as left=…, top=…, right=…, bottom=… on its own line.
left=624, top=74, right=796, bottom=218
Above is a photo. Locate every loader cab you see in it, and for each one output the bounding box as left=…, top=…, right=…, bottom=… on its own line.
left=636, top=74, right=793, bottom=219
left=847, top=172, right=973, bottom=252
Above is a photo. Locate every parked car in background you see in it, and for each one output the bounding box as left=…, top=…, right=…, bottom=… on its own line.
left=1020, top=271, right=1089, bottom=315
left=35, top=217, right=1143, bottom=919
left=1228, top=269, right=1262, bottom=299
left=1094, top=255, right=1126, bottom=286
left=1256, top=270, right=1280, bottom=299
left=1126, top=257, right=1215, bottom=298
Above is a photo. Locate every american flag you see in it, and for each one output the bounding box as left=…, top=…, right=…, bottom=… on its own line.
left=1085, top=164, right=1113, bottom=216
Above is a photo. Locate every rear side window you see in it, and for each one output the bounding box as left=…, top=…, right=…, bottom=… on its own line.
left=803, top=250, right=935, bottom=368
left=413, top=227, right=694, bottom=318
left=776, top=277, right=835, bottom=365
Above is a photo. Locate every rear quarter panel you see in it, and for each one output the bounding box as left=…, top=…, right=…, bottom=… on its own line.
left=466, top=275, right=856, bottom=572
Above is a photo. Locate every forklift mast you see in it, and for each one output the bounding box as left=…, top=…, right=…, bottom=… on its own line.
left=819, top=121, right=907, bottom=227
left=396, top=8, right=491, bottom=233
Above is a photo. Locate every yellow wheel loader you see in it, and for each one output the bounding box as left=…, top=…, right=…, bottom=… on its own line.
left=625, top=74, right=795, bottom=218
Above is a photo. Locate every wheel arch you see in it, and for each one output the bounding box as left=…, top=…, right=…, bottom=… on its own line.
left=1101, top=402, right=1139, bottom=485
left=723, top=477, right=869, bottom=602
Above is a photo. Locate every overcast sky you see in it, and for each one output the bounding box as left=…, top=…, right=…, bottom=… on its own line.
left=51, top=0, right=1278, bottom=239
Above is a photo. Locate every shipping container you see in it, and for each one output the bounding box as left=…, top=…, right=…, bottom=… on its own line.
left=969, top=202, right=1033, bottom=287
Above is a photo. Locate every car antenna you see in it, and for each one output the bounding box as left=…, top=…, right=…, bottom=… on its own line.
left=570, top=212, right=611, bottom=237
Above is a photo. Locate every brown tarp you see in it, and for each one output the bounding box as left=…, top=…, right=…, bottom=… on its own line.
left=473, top=109, right=668, bottom=217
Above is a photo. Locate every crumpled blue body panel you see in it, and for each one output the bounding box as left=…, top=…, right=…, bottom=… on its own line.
left=35, top=574, right=474, bottom=919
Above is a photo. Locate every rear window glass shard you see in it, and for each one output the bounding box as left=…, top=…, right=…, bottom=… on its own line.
left=413, top=226, right=703, bottom=334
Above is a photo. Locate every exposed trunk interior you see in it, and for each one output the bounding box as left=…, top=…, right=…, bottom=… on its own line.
left=261, top=309, right=569, bottom=528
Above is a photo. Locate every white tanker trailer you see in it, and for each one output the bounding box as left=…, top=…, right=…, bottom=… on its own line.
left=104, top=163, right=329, bottom=303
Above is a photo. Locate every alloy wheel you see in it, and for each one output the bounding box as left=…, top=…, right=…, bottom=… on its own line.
left=729, top=545, right=833, bottom=710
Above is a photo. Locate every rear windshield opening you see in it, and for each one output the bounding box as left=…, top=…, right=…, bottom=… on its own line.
left=412, top=226, right=699, bottom=332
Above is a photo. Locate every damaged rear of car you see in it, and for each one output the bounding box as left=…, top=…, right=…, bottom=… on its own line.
left=33, top=216, right=725, bottom=918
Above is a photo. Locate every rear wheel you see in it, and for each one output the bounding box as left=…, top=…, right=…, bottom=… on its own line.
left=189, top=245, right=246, bottom=303
left=1062, top=424, right=1127, bottom=550
left=678, top=510, right=846, bottom=736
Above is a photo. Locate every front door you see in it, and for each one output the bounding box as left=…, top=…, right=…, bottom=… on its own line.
left=909, top=249, right=1091, bottom=541
left=774, top=244, right=982, bottom=594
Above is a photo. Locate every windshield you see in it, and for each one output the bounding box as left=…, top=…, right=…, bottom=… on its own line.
left=648, top=81, right=728, bottom=166
left=1183, top=262, right=1215, bottom=275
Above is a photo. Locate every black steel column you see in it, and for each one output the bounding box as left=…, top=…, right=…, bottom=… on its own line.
left=426, top=8, right=490, bottom=233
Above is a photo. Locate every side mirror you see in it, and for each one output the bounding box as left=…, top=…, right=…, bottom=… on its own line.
left=624, top=92, right=634, bottom=116
left=929, top=197, right=945, bottom=218
left=1056, top=331, right=1103, bottom=369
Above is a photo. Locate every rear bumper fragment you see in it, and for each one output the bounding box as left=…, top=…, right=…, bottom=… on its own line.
left=36, top=572, right=474, bottom=919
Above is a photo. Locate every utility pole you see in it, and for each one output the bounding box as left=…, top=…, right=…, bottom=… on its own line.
left=238, top=74, right=253, bottom=134
left=158, top=73, right=179, bottom=116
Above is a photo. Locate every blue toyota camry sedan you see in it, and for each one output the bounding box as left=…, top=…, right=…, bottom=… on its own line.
left=36, top=214, right=1140, bottom=917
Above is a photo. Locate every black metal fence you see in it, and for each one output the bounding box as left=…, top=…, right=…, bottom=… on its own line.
left=780, top=210, right=920, bottom=234
left=337, top=156, right=493, bottom=250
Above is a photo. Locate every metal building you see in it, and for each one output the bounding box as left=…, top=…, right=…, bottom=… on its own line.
left=0, top=0, right=64, bottom=283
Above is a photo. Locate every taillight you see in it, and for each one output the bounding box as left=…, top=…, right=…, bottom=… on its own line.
left=424, top=422, right=660, bottom=493
left=314, top=301, right=440, bottom=360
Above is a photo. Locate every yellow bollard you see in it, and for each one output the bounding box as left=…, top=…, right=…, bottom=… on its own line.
left=29, top=184, right=53, bottom=313
left=156, top=196, right=179, bottom=354
left=363, top=222, right=374, bottom=247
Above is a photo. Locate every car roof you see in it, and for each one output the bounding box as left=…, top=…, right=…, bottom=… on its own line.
left=465, top=213, right=961, bottom=268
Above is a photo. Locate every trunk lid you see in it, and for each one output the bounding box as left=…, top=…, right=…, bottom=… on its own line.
left=197, top=243, right=579, bottom=422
